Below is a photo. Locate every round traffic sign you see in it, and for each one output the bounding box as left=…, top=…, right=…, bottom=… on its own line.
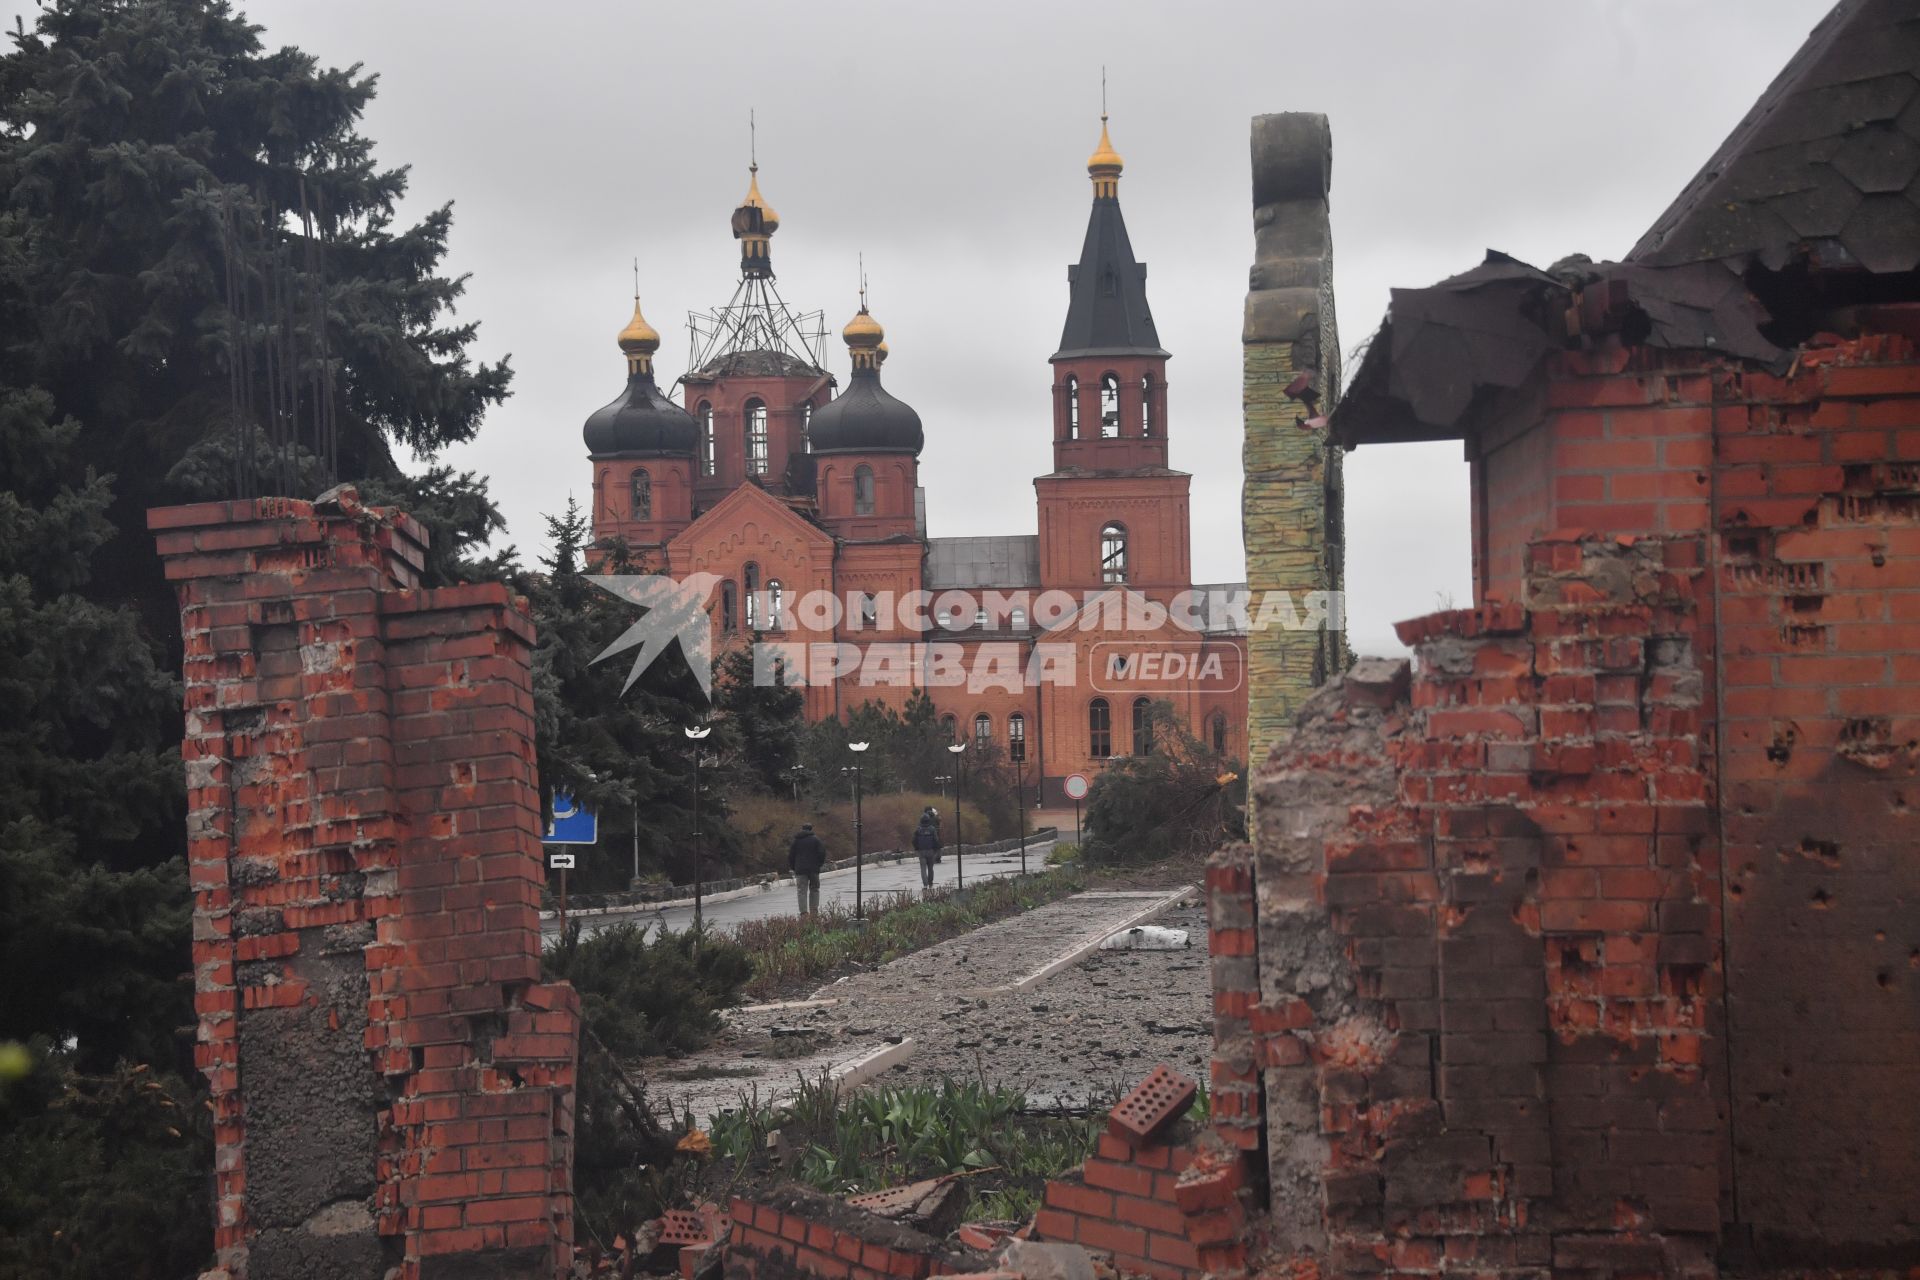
left=1063, top=773, right=1090, bottom=801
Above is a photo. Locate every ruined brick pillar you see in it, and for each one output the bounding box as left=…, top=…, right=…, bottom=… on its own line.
left=1243, top=112, right=1345, bottom=767
left=151, top=488, right=578, bottom=1280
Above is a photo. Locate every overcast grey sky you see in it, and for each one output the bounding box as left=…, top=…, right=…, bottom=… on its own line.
left=45, top=1, right=1840, bottom=652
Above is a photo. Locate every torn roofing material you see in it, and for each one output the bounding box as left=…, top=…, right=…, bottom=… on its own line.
left=1632, top=0, right=1920, bottom=273
left=1331, top=254, right=1780, bottom=446
left=1333, top=0, right=1920, bottom=448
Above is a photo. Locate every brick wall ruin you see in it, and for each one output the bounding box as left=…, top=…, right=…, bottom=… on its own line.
left=151, top=488, right=578, bottom=1280
left=1220, top=320, right=1920, bottom=1272
left=1236, top=532, right=1723, bottom=1277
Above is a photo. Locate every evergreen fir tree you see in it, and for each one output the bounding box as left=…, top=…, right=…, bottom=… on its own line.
left=0, top=385, right=187, bottom=1068
left=523, top=499, right=708, bottom=891
left=709, top=647, right=803, bottom=795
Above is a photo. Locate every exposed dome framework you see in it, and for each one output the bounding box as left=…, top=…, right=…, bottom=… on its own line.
left=685, top=159, right=828, bottom=380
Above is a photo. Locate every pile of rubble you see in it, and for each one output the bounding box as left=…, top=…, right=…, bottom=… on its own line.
left=594, top=1063, right=1247, bottom=1280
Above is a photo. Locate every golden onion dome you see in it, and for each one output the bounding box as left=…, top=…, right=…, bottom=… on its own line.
left=843, top=305, right=885, bottom=349
left=740, top=164, right=780, bottom=232
left=617, top=296, right=660, bottom=354
left=1087, top=114, right=1123, bottom=176
left=876, top=340, right=889, bottom=365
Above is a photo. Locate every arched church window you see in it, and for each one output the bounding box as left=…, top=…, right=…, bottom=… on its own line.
left=854, top=465, right=875, bottom=516
left=1088, top=698, right=1112, bottom=759
left=1008, top=712, right=1026, bottom=762
left=1140, top=375, right=1154, bottom=436
left=1209, top=710, right=1228, bottom=758
left=973, top=712, right=992, bottom=746
left=766, top=579, right=785, bottom=630
left=745, top=400, right=769, bottom=475
left=1100, top=374, right=1120, bottom=438
left=698, top=402, right=715, bottom=476
left=802, top=403, right=813, bottom=452
left=1010, top=607, right=1028, bottom=631
left=941, top=713, right=959, bottom=743
left=859, top=592, right=878, bottom=629
left=720, top=580, right=738, bottom=632
left=630, top=469, right=651, bottom=521
left=744, top=562, right=761, bottom=630
left=1101, top=267, right=1118, bottom=298
left=1100, top=523, right=1129, bottom=584
left=1132, top=697, right=1154, bottom=756
left=1066, top=376, right=1080, bottom=439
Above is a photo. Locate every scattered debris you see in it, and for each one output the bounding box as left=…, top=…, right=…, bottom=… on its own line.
left=1098, top=925, right=1190, bottom=951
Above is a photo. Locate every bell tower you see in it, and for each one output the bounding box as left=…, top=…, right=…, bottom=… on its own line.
left=1035, top=113, right=1190, bottom=599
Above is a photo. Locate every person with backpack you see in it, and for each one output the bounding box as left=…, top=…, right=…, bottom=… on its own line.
left=788, top=822, right=827, bottom=916
left=912, top=807, right=942, bottom=891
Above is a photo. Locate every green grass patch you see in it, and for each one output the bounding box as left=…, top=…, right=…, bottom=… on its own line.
left=705, top=1074, right=1107, bottom=1221
left=732, top=869, right=1087, bottom=1002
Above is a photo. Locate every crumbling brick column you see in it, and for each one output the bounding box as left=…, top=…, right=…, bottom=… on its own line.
left=1231, top=532, right=1719, bottom=1278
left=1243, top=112, right=1345, bottom=767
left=152, top=488, right=578, bottom=1280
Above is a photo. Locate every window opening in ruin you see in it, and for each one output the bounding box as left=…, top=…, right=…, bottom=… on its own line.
left=745, top=400, right=769, bottom=475
left=1101, top=523, right=1129, bottom=584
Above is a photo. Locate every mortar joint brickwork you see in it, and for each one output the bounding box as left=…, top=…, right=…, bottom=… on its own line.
left=152, top=490, right=579, bottom=1280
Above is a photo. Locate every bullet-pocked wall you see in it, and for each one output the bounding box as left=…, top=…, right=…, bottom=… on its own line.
left=152, top=488, right=579, bottom=1280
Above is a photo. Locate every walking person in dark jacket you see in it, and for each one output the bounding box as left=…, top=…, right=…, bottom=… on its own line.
left=788, top=823, right=827, bottom=916
left=912, top=807, right=942, bottom=891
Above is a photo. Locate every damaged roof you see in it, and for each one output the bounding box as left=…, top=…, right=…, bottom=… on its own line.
left=1333, top=0, right=1920, bottom=447
left=1632, top=0, right=1920, bottom=273
left=1333, top=252, right=1779, bottom=444
left=924, top=536, right=1041, bottom=589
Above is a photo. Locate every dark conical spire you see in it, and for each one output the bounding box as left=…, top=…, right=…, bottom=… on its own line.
left=1053, top=114, right=1167, bottom=361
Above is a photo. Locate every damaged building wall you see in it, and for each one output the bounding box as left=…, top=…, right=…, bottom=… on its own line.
left=1449, top=328, right=1920, bottom=1260
left=151, top=490, right=579, bottom=1280
left=1243, top=112, right=1345, bottom=762
left=1241, top=533, right=1722, bottom=1276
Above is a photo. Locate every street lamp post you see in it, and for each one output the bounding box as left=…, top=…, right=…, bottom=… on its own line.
left=1015, top=758, right=1028, bottom=875
left=847, top=742, right=869, bottom=920
left=947, top=741, right=967, bottom=890
left=686, top=724, right=712, bottom=934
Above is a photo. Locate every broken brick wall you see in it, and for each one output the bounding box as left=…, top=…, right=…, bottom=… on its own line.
left=151, top=490, right=578, bottom=1280
left=1239, top=533, right=1721, bottom=1277
left=1466, top=325, right=1920, bottom=1263
left=1028, top=1116, right=1252, bottom=1280
left=723, top=1186, right=979, bottom=1280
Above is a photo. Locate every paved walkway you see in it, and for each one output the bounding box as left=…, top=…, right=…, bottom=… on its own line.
left=544, top=839, right=1056, bottom=939
left=644, top=886, right=1203, bottom=1124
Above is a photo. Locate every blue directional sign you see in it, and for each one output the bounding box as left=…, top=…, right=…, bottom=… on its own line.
left=544, top=789, right=598, bottom=845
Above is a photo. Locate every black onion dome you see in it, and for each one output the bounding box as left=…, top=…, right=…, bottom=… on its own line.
left=806, top=368, right=923, bottom=455
left=583, top=371, right=698, bottom=457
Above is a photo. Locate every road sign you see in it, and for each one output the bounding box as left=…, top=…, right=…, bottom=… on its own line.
left=547, top=852, right=577, bottom=870
left=1063, top=773, right=1091, bottom=801
left=545, top=789, right=598, bottom=845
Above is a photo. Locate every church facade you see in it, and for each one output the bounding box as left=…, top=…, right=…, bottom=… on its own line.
left=582, top=120, right=1248, bottom=806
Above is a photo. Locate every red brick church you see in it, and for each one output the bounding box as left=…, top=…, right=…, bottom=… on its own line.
left=582, top=119, right=1247, bottom=805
